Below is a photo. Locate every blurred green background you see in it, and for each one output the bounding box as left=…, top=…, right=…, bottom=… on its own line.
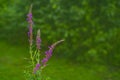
left=0, top=0, right=120, bottom=80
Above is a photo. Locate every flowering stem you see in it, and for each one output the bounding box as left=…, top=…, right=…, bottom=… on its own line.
left=27, top=4, right=35, bottom=68
left=41, top=39, right=64, bottom=68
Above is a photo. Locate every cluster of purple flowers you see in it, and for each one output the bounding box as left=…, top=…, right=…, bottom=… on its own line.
left=33, top=40, right=64, bottom=73
left=27, top=5, right=64, bottom=74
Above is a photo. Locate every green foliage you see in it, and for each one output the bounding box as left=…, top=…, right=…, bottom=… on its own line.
left=0, top=42, right=120, bottom=80
left=0, top=0, right=120, bottom=67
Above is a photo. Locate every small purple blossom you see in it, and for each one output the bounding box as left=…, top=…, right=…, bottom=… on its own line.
left=33, top=63, right=41, bottom=74
left=41, top=58, right=48, bottom=66
left=36, top=29, right=41, bottom=50
left=45, top=46, right=53, bottom=59
left=27, top=13, right=33, bottom=23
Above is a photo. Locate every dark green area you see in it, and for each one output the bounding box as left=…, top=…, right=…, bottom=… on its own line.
left=0, top=0, right=120, bottom=80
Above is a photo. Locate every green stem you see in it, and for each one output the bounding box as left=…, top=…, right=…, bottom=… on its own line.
left=30, top=45, right=34, bottom=68
left=37, top=50, right=40, bottom=63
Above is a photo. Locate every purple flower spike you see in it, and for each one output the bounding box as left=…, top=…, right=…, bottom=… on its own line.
left=27, top=4, right=33, bottom=46
left=36, top=29, right=41, bottom=50
left=41, top=39, right=64, bottom=67
left=33, top=63, right=41, bottom=74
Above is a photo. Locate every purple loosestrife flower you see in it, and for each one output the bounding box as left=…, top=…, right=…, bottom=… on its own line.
left=27, top=4, right=33, bottom=46
left=36, top=29, right=41, bottom=50
left=41, top=39, right=64, bottom=67
left=33, top=63, right=41, bottom=74
left=41, top=58, right=48, bottom=66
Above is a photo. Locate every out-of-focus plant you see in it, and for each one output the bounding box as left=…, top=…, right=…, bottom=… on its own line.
left=24, top=5, right=64, bottom=80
